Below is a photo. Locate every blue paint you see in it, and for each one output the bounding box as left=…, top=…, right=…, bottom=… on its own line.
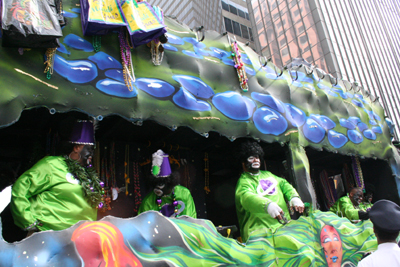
left=212, top=91, right=256, bottom=120
left=328, top=130, right=348, bottom=148
left=265, top=73, right=285, bottom=80
left=241, top=54, right=252, bottom=65
left=71, top=8, right=81, bottom=13
left=262, top=65, right=275, bottom=74
left=291, top=80, right=303, bottom=88
left=369, top=120, right=377, bottom=126
left=348, top=130, right=364, bottom=144
left=364, top=129, right=377, bottom=140
left=222, top=58, right=235, bottom=66
left=339, top=118, right=356, bottom=130
left=245, top=66, right=256, bottom=76
left=88, top=52, right=122, bottom=70
left=57, top=43, right=70, bottom=55
left=372, top=126, right=383, bottom=134
left=63, top=11, right=78, bottom=18
left=357, top=122, right=368, bottom=132
left=284, top=103, right=306, bottom=127
left=173, top=75, right=214, bottom=99
left=303, top=83, right=315, bottom=91
left=182, top=50, right=204, bottom=59
left=348, top=117, right=361, bottom=126
left=105, top=69, right=124, bottom=83
left=251, top=92, right=285, bottom=114
left=135, top=78, right=175, bottom=98
left=194, top=46, right=210, bottom=56
left=172, top=88, right=211, bottom=111
left=64, top=34, right=94, bottom=52
left=163, top=44, right=178, bottom=52
left=96, top=79, right=137, bottom=98
left=352, top=99, right=364, bottom=108
left=53, top=55, right=98, bottom=83
left=182, top=37, right=206, bottom=48
left=166, top=33, right=184, bottom=45
left=208, top=47, right=231, bottom=59
left=302, top=118, right=326, bottom=143
left=253, top=107, right=288, bottom=135
left=310, top=114, right=336, bottom=130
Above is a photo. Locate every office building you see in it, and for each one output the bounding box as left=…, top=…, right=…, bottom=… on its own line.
left=247, top=0, right=400, bottom=139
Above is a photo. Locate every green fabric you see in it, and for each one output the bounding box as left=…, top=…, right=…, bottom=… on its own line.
left=235, top=170, right=300, bottom=242
left=329, top=196, right=372, bottom=221
left=138, top=185, right=197, bottom=218
left=152, top=165, right=160, bottom=176
left=11, top=156, right=97, bottom=231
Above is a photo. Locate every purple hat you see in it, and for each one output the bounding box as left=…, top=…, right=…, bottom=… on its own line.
left=159, top=153, right=172, bottom=177
left=69, top=120, right=95, bottom=145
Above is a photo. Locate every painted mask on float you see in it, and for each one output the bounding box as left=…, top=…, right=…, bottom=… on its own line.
left=320, top=225, right=343, bottom=267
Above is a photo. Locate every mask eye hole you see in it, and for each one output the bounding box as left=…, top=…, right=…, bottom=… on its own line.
left=323, top=237, right=332, bottom=243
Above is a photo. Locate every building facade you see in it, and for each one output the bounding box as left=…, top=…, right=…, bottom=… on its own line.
left=247, top=0, right=400, bottom=139
left=147, top=0, right=224, bottom=33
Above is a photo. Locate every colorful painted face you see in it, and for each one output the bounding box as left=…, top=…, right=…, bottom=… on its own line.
left=245, top=156, right=260, bottom=172
left=320, top=225, right=343, bottom=267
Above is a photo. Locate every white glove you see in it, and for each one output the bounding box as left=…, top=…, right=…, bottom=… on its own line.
left=267, top=202, right=282, bottom=218
left=152, top=149, right=164, bottom=167
left=290, top=197, right=304, bottom=211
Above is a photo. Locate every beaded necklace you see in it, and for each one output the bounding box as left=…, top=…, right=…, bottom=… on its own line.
left=118, top=28, right=134, bottom=91
left=156, top=190, right=179, bottom=216
left=64, top=156, right=105, bottom=208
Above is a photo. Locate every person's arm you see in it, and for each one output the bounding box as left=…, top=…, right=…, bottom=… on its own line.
left=10, top=159, right=54, bottom=231
left=236, top=178, right=273, bottom=215
left=185, top=191, right=197, bottom=218
left=138, top=194, right=152, bottom=215
left=278, top=176, right=304, bottom=213
left=338, top=197, right=360, bottom=220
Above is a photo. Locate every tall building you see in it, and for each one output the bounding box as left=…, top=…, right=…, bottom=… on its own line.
left=147, top=0, right=224, bottom=33
left=247, top=0, right=400, bottom=139
left=221, top=0, right=254, bottom=47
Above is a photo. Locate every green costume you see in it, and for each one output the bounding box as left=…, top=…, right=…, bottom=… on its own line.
left=235, top=170, right=300, bottom=242
left=329, top=196, right=372, bottom=221
left=138, top=185, right=197, bottom=218
left=11, top=156, right=97, bottom=231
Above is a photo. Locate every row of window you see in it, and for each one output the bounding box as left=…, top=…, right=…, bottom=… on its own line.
left=224, top=17, right=254, bottom=41
left=221, top=1, right=250, bottom=21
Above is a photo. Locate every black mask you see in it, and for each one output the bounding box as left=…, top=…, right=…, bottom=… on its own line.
left=80, top=145, right=94, bottom=167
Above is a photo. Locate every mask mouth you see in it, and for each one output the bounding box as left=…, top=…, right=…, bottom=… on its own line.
left=154, top=188, right=163, bottom=197
left=252, top=162, right=260, bottom=168
left=331, top=256, right=338, bottom=263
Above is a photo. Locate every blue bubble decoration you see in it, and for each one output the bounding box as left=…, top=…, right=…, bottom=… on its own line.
left=348, top=130, right=364, bottom=144
left=363, top=129, right=377, bottom=140
left=166, top=33, right=184, bottom=45
left=339, top=118, right=356, bottom=130
left=96, top=79, right=137, bottom=98
left=251, top=92, right=285, bottom=114
left=310, top=114, right=336, bottom=130
left=88, top=52, right=122, bottom=70
left=241, top=54, right=252, bottom=65
left=284, top=103, right=306, bottom=127
left=105, top=69, right=124, bottom=83
left=253, top=107, right=288, bottom=135
left=352, top=99, right=364, bottom=108
left=53, top=55, right=98, bottom=83
left=182, top=37, right=206, bottom=48
left=208, top=47, right=231, bottom=59
left=212, top=91, right=256, bottom=120
left=135, top=78, right=175, bottom=98
left=302, top=118, right=326, bottom=143
left=357, top=122, right=368, bottom=132
left=245, top=66, right=256, bottom=76
left=372, top=126, right=383, bottom=134
left=182, top=50, right=204, bottom=59
left=172, top=88, right=212, bottom=111
left=57, top=43, right=70, bottom=55
left=63, top=34, right=94, bottom=52
left=328, top=130, right=348, bottom=148
left=163, top=44, right=178, bottom=52
left=173, top=75, right=214, bottom=99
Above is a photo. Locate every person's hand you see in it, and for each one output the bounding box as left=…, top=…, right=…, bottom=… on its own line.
left=290, top=197, right=305, bottom=213
left=267, top=202, right=283, bottom=219
left=152, top=149, right=164, bottom=167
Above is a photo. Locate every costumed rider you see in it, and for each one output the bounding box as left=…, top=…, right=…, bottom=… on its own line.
left=138, top=149, right=196, bottom=218
left=235, top=141, right=304, bottom=242
left=330, top=187, right=370, bottom=222
left=11, top=120, right=104, bottom=235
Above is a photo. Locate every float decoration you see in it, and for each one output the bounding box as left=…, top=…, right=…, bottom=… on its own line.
left=229, top=36, right=248, bottom=92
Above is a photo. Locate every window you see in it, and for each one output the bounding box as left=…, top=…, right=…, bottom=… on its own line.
left=232, top=21, right=242, bottom=36
left=229, top=5, right=238, bottom=15
left=238, top=9, right=246, bottom=19
left=224, top=17, right=233, bottom=33
left=241, top=24, right=249, bottom=39
left=221, top=1, right=229, bottom=11
left=245, top=13, right=250, bottom=20
left=249, top=28, right=254, bottom=41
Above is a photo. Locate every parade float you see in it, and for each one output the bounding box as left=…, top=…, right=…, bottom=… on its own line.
left=0, top=0, right=399, bottom=266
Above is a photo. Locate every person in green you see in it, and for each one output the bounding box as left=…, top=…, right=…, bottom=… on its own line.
left=11, top=120, right=104, bottom=235
left=138, top=149, right=196, bottom=218
left=329, top=187, right=370, bottom=222
left=235, top=141, right=304, bottom=242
